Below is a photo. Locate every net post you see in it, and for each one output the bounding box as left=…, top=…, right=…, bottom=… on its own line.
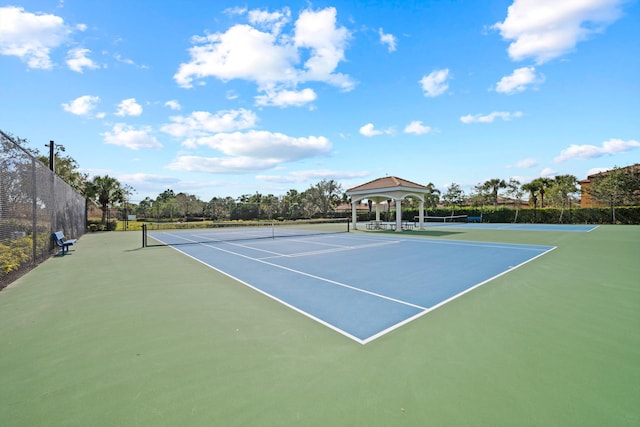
left=142, top=224, right=147, bottom=247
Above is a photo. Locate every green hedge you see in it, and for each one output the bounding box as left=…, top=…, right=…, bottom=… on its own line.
left=0, top=233, right=51, bottom=287
left=87, top=219, right=117, bottom=231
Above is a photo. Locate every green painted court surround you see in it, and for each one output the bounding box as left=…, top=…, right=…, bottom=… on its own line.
left=1, top=226, right=638, bottom=427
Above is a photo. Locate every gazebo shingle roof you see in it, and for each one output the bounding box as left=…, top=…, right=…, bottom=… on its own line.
left=346, top=176, right=427, bottom=192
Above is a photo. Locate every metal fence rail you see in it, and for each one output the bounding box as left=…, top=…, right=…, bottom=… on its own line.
left=1, top=131, right=86, bottom=289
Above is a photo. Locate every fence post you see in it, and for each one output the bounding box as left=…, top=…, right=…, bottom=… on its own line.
left=31, top=158, right=38, bottom=264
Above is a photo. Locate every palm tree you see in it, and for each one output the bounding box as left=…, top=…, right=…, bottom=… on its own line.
left=521, top=181, right=540, bottom=209
left=423, top=182, right=441, bottom=215
left=530, top=177, right=553, bottom=208
left=85, top=175, right=126, bottom=225
left=482, top=178, right=507, bottom=209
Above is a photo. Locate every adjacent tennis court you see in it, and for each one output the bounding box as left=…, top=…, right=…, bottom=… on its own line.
left=147, top=228, right=555, bottom=343
left=420, top=221, right=599, bottom=232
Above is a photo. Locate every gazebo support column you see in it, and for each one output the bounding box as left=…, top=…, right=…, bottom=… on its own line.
left=351, top=200, right=358, bottom=230
left=395, top=199, right=403, bottom=232
left=375, top=203, right=381, bottom=223
left=418, top=200, right=425, bottom=230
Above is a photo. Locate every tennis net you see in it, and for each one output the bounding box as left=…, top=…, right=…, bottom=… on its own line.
left=142, top=218, right=350, bottom=247
left=423, top=214, right=468, bottom=223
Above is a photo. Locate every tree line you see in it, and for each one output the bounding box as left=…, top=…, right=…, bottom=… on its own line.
left=134, top=180, right=345, bottom=222
left=7, top=131, right=639, bottom=224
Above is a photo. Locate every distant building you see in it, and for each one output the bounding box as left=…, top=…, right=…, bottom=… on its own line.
left=335, top=203, right=369, bottom=214
left=579, top=164, right=640, bottom=208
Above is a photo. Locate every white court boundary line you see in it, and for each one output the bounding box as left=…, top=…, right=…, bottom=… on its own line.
left=149, top=232, right=556, bottom=345
left=361, top=245, right=557, bottom=344
left=153, top=230, right=401, bottom=259
left=159, top=236, right=427, bottom=345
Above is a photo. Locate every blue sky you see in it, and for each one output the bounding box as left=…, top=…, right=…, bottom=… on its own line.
left=1, top=0, right=639, bottom=202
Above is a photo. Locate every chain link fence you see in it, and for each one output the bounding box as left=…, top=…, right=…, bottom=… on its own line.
left=1, top=131, right=86, bottom=289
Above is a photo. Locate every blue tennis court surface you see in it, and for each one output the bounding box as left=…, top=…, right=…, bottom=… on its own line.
left=420, top=222, right=598, bottom=232
left=149, top=231, right=555, bottom=344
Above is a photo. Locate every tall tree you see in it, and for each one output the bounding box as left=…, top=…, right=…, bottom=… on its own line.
left=530, top=177, right=553, bottom=208
left=548, top=175, right=578, bottom=223
left=482, top=178, right=507, bottom=209
left=207, top=196, right=235, bottom=220
left=521, top=181, right=540, bottom=209
left=305, top=179, right=343, bottom=217
left=442, top=183, right=465, bottom=215
left=174, top=192, right=203, bottom=219
left=37, top=146, right=87, bottom=193
left=282, top=189, right=304, bottom=220
left=589, top=166, right=640, bottom=223
left=137, top=197, right=153, bottom=218
left=423, top=182, right=441, bottom=214
left=85, top=175, right=127, bottom=224
left=505, top=178, right=524, bottom=222
left=470, top=183, right=490, bottom=210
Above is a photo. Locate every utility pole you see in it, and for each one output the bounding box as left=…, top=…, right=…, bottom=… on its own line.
left=46, top=140, right=54, bottom=171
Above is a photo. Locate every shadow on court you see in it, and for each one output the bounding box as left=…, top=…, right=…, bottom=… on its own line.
left=367, top=229, right=465, bottom=237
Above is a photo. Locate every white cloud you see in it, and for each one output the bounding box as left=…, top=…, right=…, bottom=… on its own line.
left=113, top=53, right=148, bottom=69
left=378, top=28, right=397, bottom=52
left=66, top=47, right=99, bottom=72
left=359, top=123, right=393, bottom=137
left=103, top=123, right=162, bottom=150
left=61, top=95, right=100, bottom=115
left=293, top=8, right=352, bottom=88
left=174, top=7, right=354, bottom=97
left=460, top=111, right=523, bottom=124
left=359, top=123, right=381, bottom=137
left=183, top=130, right=331, bottom=159
left=254, top=87, right=317, bottom=107
left=509, top=157, right=538, bottom=168
left=164, top=100, right=181, bottom=111
left=114, top=53, right=134, bottom=65
left=540, top=167, right=556, bottom=177
left=257, top=169, right=369, bottom=183
left=495, top=66, right=544, bottom=94
left=247, top=7, right=291, bottom=35
left=404, top=121, right=433, bottom=135
left=586, top=167, right=612, bottom=176
left=493, top=0, right=626, bottom=64
left=161, top=109, right=257, bottom=139
left=420, top=69, right=450, bottom=97
left=167, top=155, right=280, bottom=174
left=554, top=138, right=640, bottom=162
left=224, top=6, right=248, bottom=16
left=174, top=24, right=294, bottom=88
left=118, top=172, right=178, bottom=186
left=168, top=130, right=332, bottom=174
left=115, top=98, right=143, bottom=117
left=0, top=6, right=72, bottom=69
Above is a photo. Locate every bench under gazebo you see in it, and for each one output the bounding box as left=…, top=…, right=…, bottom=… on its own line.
left=346, top=176, right=433, bottom=232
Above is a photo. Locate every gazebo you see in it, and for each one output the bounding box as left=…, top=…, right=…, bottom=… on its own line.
left=346, top=176, right=432, bottom=232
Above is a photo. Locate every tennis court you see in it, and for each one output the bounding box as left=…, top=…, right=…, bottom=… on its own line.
left=1, top=225, right=638, bottom=427
left=147, top=228, right=555, bottom=344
